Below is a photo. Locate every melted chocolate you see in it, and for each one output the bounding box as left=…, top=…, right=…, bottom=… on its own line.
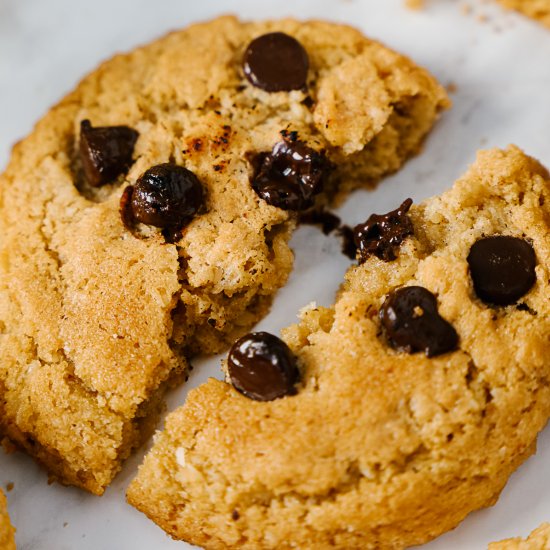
left=227, top=332, right=299, bottom=401
left=467, top=236, right=537, bottom=305
left=120, top=163, right=205, bottom=240
left=380, top=286, right=459, bottom=357
left=353, top=199, right=413, bottom=263
left=243, top=32, right=309, bottom=92
left=79, top=120, right=138, bottom=187
left=299, top=209, right=341, bottom=235
left=251, top=134, right=329, bottom=211
left=338, top=224, right=357, bottom=259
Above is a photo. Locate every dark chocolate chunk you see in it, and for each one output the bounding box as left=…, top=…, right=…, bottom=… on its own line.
left=353, top=199, right=413, bottom=263
left=380, top=286, right=458, bottom=357
left=467, top=236, right=537, bottom=305
left=120, top=163, right=205, bottom=237
left=252, top=175, right=305, bottom=211
left=243, top=32, right=309, bottom=92
left=251, top=134, right=329, bottom=211
left=79, top=120, right=138, bottom=187
left=228, top=332, right=299, bottom=401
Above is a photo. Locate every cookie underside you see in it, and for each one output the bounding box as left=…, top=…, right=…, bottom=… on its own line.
left=0, top=16, right=448, bottom=494
left=128, top=146, right=550, bottom=549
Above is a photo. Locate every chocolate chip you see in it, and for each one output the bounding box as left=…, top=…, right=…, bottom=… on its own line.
left=227, top=332, right=299, bottom=401
left=467, top=236, right=537, bottom=305
left=243, top=32, right=309, bottom=92
left=251, top=135, right=329, bottom=211
left=120, top=163, right=205, bottom=238
left=79, top=120, right=138, bottom=187
left=380, top=286, right=458, bottom=357
left=353, top=199, right=413, bottom=263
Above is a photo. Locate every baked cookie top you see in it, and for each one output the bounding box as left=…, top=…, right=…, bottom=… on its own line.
left=490, top=523, right=550, bottom=549
left=0, top=16, right=447, bottom=493
left=128, top=146, right=550, bottom=549
left=0, top=489, right=16, bottom=550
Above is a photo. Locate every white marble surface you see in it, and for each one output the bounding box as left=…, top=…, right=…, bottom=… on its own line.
left=1, top=0, right=549, bottom=548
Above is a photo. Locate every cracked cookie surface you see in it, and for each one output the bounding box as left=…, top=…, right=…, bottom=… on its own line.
left=128, top=146, right=550, bottom=549
left=0, top=490, right=15, bottom=550
left=0, top=16, right=448, bottom=494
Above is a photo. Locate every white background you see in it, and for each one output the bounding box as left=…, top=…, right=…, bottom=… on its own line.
left=1, top=0, right=549, bottom=548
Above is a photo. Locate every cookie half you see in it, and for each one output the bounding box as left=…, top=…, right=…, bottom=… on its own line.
left=0, top=16, right=448, bottom=495
left=490, top=523, right=550, bottom=549
left=128, top=146, right=550, bottom=549
left=0, top=490, right=16, bottom=550
left=497, top=0, right=550, bottom=27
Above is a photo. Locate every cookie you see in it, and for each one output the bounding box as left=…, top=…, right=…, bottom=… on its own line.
left=490, top=523, right=550, bottom=549
left=0, top=17, right=448, bottom=495
left=0, top=490, right=16, bottom=550
left=128, top=146, right=550, bottom=549
left=497, top=0, right=550, bottom=27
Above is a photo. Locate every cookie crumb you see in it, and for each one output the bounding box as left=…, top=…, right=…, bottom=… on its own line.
left=5, top=483, right=13, bottom=493
left=405, top=0, right=425, bottom=10
left=446, top=82, right=458, bottom=94
left=490, top=523, right=550, bottom=549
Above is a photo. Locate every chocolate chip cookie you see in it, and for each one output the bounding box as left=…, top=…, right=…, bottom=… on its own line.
left=0, top=16, right=448, bottom=494
left=128, top=146, right=550, bottom=549
left=0, top=490, right=15, bottom=550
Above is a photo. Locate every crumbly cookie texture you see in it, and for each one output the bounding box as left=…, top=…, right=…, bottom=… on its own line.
left=490, top=523, right=550, bottom=549
left=0, top=17, right=448, bottom=495
left=497, top=0, right=550, bottom=27
left=0, top=490, right=16, bottom=550
left=128, top=146, right=550, bottom=550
